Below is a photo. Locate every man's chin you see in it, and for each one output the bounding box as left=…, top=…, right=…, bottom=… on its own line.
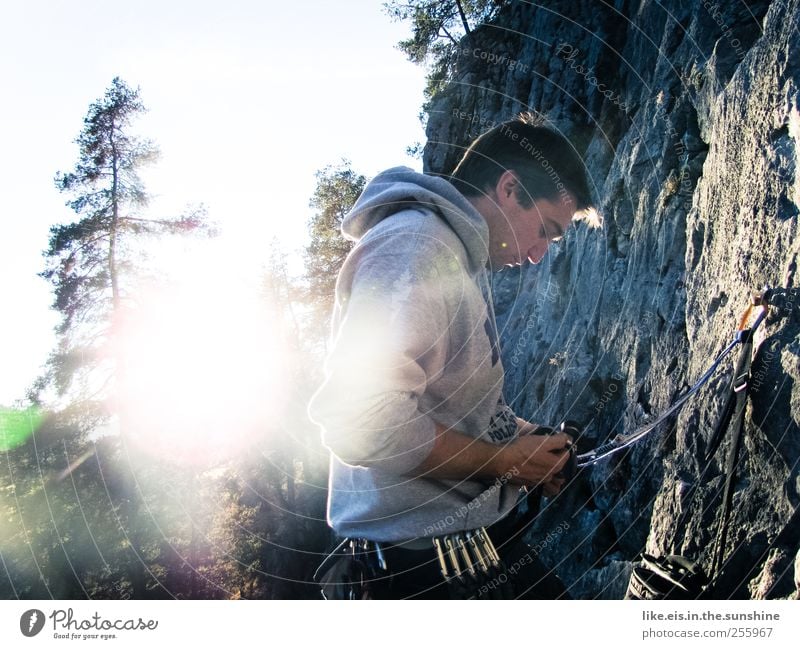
left=488, top=260, right=522, bottom=271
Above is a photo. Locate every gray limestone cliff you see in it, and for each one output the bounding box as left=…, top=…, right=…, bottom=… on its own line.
left=422, top=0, right=800, bottom=598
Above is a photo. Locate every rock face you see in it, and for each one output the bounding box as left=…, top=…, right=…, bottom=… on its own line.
left=423, top=0, right=799, bottom=598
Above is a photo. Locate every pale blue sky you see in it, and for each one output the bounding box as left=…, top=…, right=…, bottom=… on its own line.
left=0, top=0, right=427, bottom=404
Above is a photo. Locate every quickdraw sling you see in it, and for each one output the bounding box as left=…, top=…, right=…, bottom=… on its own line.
left=609, top=288, right=777, bottom=598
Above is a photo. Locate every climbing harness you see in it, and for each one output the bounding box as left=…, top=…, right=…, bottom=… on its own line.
left=577, top=287, right=777, bottom=468
left=315, top=525, right=528, bottom=599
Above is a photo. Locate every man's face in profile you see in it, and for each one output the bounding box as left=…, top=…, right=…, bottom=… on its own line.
left=488, top=192, right=577, bottom=269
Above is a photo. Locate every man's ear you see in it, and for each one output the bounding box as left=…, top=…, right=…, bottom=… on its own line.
left=495, top=170, right=520, bottom=206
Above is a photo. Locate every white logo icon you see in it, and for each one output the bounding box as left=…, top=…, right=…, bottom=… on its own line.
left=20, top=609, right=45, bottom=637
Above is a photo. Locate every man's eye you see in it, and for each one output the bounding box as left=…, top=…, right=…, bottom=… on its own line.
left=540, top=227, right=560, bottom=242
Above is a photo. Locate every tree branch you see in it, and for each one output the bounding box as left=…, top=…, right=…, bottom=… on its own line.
left=455, top=0, right=471, bottom=35
left=439, top=23, right=458, bottom=45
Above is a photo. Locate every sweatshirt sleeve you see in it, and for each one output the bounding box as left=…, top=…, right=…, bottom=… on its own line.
left=308, top=227, right=454, bottom=475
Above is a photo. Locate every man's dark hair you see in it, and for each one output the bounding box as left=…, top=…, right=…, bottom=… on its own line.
left=450, top=112, right=595, bottom=219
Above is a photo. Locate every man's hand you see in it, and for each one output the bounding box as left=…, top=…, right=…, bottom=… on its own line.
left=502, top=433, right=572, bottom=490
left=408, top=420, right=572, bottom=497
left=515, top=417, right=541, bottom=436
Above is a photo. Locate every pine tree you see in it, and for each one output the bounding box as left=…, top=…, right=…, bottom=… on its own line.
left=34, top=77, right=207, bottom=431
left=304, top=160, right=366, bottom=345
left=9, top=78, right=212, bottom=599
left=384, top=0, right=500, bottom=98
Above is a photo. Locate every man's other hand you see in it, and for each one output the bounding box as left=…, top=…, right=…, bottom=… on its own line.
left=503, top=432, right=573, bottom=493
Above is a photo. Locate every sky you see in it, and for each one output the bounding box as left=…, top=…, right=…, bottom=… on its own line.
left=0, top=0, right=428, bottom=405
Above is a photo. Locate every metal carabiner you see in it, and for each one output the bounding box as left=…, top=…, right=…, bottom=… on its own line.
left=443, top=535, right=463, bottom=578
left=456, top=534, right=476, bottom=577
left=433, top=537, right=451, bottom=580
left=466, top=530, right=490, bottom=574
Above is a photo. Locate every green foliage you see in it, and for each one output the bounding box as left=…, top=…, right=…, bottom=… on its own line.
left=0, top=430, right=330, bottom=599
left=0, top=407, right=43, bottom=451
left=304, top=160, right=366, bottom=341
left=384, top=0, right=500, bottom=98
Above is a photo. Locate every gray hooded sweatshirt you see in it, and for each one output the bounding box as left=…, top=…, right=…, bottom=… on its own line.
left=308, top=167, right=522, bottom=542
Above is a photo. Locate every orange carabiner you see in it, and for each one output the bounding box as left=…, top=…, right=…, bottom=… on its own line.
left=737, top=289, right=770, bottom=331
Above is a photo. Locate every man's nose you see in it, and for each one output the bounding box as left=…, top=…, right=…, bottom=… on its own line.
left=526, top=241, right=548, bottom=264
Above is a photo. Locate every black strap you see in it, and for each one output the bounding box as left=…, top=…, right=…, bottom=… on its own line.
left=707, top=328, right=755, bottom=582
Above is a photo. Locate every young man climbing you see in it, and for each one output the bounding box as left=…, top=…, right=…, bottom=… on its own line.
left=309, top=113, right=597, bottom=599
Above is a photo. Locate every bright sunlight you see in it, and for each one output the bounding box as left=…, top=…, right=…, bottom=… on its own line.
left=115, top=240, right=291, bottom=466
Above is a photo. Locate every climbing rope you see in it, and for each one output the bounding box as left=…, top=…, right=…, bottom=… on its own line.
left=576, top=288, right=775, bottom=468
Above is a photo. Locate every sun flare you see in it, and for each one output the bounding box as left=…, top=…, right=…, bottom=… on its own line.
left=116, top=244, right=290, bottom=466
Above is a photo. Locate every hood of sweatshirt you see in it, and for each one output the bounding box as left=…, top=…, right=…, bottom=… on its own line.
left=341, top=166, right=490, bottom=274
